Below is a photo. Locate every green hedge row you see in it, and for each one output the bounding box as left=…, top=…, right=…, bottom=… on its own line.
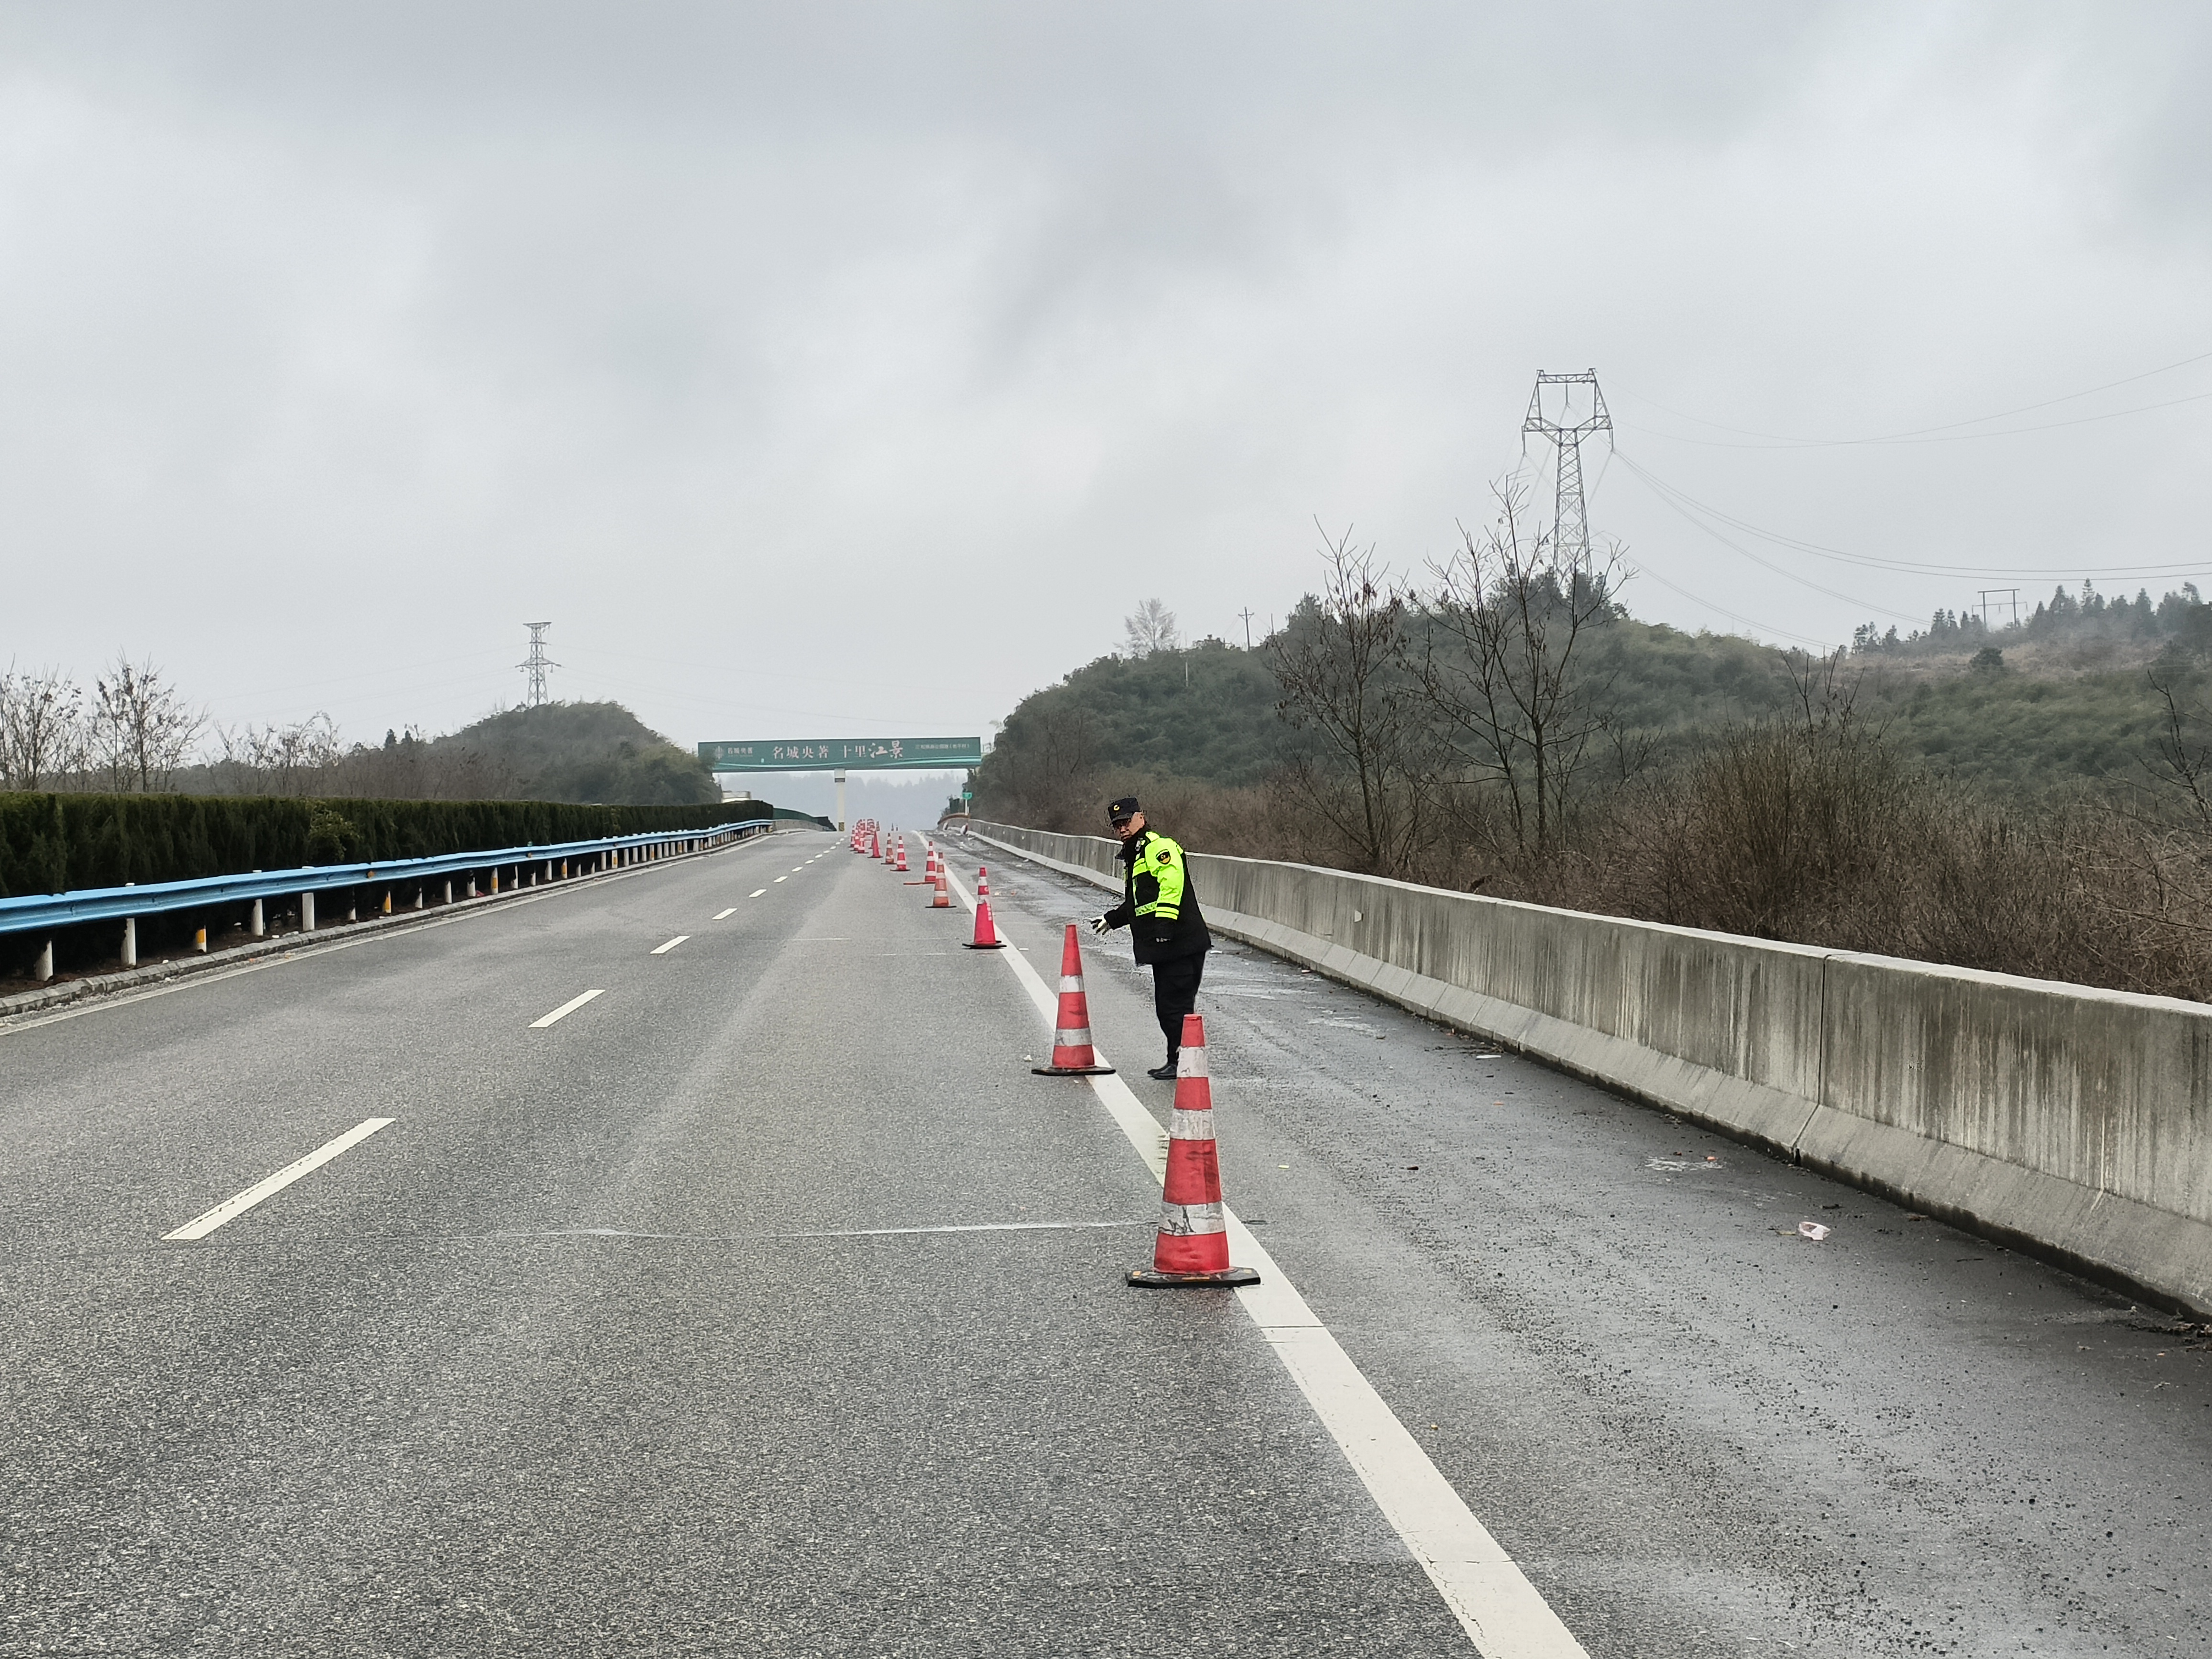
left=0, top=793, right=773, bottom=898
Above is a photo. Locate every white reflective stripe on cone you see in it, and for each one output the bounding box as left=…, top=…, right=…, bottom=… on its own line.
left=1059, top=976, right=1083, bottom=994
left=1175, top=1046, right=1209, bottom=1079
left=1167, top=1108, right=1217, bottom=1142
left=1053, top=1027, right=1094, bottom=1047
left=1159, top=1200, right=1227, bottom=1237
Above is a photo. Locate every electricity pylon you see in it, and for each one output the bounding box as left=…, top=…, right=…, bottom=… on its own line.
left=1522, top=369, right=1612, bottom=569
left=519, top=622, right=557, bottom=708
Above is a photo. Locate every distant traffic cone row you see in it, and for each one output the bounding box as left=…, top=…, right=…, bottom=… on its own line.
left=1031, top=925, right=1114, bottom=1075
left=964, top=868, right=1004, bottom=950
left=1130, top=1015, right=1260, bottom=1288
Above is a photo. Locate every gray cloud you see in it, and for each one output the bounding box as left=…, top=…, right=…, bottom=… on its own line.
left=1, top=2, right=2206, bottom=752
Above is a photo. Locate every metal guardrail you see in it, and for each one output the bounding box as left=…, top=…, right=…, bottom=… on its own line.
left=0, top=819, right=773, bottom=939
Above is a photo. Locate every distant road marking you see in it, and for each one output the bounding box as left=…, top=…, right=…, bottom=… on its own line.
left=530, top=988, right=605, bottom=1028
left=713, top=907, right=737, bottom=919
left=792, top=865, right=806, bottom=872
left=948, top=869, right=1588, bottom=1658
left=774, top=876, right=787, bottom=884
left=163, top=1118, right=394, bottom=1241
left=750, top=888, right=767, bottom=898
left=650, top=936, right=689, bottom=954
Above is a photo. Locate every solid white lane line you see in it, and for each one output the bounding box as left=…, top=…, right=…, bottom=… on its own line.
left=650, top=935, right=689, bottom=954
left=714, top=907, right=737, bottom=919
left=530, top=988, right=606, bottom=1028
left=946, top=871, right=1587, bottom=1659
left=163, top=1118, right=395, bottom=1241
left=750, top=888, right=767, bottom=898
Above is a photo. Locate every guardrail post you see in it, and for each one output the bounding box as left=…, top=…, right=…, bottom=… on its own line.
left=250, top=897, right=264, bottom=938
left=194, top=927, right=207, bottom=954
left=445, top=880, right=454, bottom=904
left=414, top=885, right=423, bottom=910
left=122, top=915, right=136, bottom=968
left=382, top=890, right=393, bottom=915
left=301, top=892, right=315, bottom=933
left=33, top=939, right=52, bottom=982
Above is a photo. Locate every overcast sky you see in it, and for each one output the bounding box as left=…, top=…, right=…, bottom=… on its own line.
left=4, top=2, right=2208, bottom=758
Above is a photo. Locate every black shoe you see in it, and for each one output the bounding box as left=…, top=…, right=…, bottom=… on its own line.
left=1146, top=1061, right=1179, bottom=1081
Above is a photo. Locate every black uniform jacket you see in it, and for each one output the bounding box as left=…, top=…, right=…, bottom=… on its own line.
left=1104, top=828, right=1213, bottom=965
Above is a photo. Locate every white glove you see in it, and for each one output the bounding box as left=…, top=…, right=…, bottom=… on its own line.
left=1088, top=913, right=1112, bottom=937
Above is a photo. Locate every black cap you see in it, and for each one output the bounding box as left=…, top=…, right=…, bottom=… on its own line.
left=1106, top=795, right=1141, bottom=825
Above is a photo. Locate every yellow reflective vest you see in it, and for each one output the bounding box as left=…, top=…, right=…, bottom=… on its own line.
left=1106, top=829, right=1212, bottom=964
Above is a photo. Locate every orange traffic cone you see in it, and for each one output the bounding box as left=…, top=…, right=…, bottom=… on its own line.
left=977, top=866, right=990, bottom=896
left=929, top=866, right=952, bottom=909
left=895, top=837, right=908, bottom=873
left=964, top=884, right=1005, bottom=950
left=1031, top=925, right=1115, bottom=1075
left=1130, top=1015, right=1259, bottom=1287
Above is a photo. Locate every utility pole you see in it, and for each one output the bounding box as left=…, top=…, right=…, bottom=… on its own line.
left=1522, top=369, right=1613, bottom=571
left=519, top=622, right=557, bottom=708
left=1238, top=608, right=1257, bottom=648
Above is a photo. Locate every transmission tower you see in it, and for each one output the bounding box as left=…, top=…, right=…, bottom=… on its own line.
left=1522, top=369, right=1612, bottom=568
left=518, top=622, right=557, bottom=708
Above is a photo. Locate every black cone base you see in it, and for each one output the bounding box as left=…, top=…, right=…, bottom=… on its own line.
left=1128, top=1266, right=1262, bottom=1288
left=963, top=941, right=1006, bottom=950
left=1032, top=1063, right=1116, bottom=1076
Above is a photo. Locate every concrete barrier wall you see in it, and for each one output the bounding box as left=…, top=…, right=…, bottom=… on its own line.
left=966, top=818, right=2212, bottom=1315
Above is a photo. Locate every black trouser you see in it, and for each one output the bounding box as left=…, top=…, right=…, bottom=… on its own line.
left=1150, top=951, right=1206, bottom=1061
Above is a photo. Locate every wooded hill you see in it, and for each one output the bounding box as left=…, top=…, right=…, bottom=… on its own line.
left=976, top=586, right=2212, bottom=819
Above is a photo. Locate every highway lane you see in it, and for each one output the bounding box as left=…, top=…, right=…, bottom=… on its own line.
left=2, top=830, right=1476, bottom=1654
left=960, top=830, right=2212, bottom=1657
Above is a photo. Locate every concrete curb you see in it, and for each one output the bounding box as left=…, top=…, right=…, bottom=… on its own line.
left=0, top=826, right=798, bottom=1028
left=963, top=824, right=2212, bottom=1317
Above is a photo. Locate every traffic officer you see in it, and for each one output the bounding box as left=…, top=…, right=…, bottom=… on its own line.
left=1089, top=795, right=1212, bottom=1080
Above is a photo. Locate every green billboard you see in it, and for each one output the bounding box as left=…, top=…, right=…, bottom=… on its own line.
left=698, top=736, right=983, bottom=773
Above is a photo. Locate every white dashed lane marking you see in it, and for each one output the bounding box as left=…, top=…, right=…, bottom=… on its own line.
left=714, top=907, right=737, bottom=919
left=650, top=936, right=689, bottom=955
left=530, top=988, right=605, bottom=1028
left=163, top=1118, right=395, bottom=1241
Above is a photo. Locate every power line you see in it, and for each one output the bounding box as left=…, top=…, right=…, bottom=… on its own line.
left=1615, top=454, right=1927, bottom=624
left=1610, top=346, right=2212, bottom=448
left=1613, top=449, right=2212, bottom=582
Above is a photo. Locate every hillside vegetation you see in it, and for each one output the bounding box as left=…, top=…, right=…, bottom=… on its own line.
left=974, top=570, right=2212, bottom=1003
left=178, top=700, right=725, bottom=806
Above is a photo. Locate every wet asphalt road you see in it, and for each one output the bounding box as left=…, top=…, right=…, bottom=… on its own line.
left=4, top=825, right=2208, bottom=1656
left=2, top=832, right=1458, bottom=1657
left=961, top=828, right=2212, bottom=1657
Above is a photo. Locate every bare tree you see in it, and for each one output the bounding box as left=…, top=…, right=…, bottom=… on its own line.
left=0, top=663, right=88, bottom=789
left=218, top=713, right=345, bottom=797
left=1416, top=482, right=1626, bottom=861
left=1269, top=524, right=1435, bottom=875
left=979, top=701, right=1105, bottom=829
left=2146, top=668, right=2212, bottom=833
left=1123, top=598, right=1179, bottom=658
left=90, top=655, right=204, bottom=792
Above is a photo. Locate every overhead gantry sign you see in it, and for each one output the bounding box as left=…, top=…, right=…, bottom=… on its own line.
left=697, top=737, right=985, bottom=830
